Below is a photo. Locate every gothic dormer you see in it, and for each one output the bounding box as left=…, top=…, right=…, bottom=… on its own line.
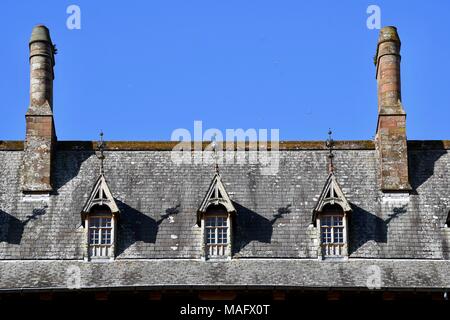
left=81, top=173, right=120, bottom=223
left=197, top=172, right=236, bottom=225
left=80, top=133, right=119, bottom=260
left=197, top=172, right=236, bottom=259
left=312, top=172, right=352, bottom=223
left=313, top=131, right=352, bottom=259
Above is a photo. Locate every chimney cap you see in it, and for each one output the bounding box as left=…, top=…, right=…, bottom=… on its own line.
left=374, top=26, right=401, bottom=67
left=29, top=25, right=53, bottom=45
left=378, top=26, right=400, bottom=44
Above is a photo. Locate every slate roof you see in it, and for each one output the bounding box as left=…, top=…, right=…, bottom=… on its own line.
left=0, top=259, right=449, bottom=292
left=0, top=140, right=449, bottom=290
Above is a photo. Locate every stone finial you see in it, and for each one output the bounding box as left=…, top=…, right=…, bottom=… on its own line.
left=374, top=26, right=411, bottom=192
left=22, top=25, right=57, bottom=194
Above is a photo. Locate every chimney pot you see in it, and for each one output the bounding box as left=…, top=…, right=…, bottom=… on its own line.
left=29, top=25, right=53, bottom=45
left=378, top=26, right=400, bottom=44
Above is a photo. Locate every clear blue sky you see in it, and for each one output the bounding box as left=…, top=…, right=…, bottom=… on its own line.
left=1, top=0, right=449, bottom=141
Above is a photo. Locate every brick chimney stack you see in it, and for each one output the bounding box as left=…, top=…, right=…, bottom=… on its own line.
left=22, top=25, right=57, bottom=194
left=375, top=26, right=411, bottom=192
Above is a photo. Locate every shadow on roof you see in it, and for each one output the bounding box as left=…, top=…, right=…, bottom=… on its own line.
left=0, top=208, right=46, bottom=245
left=348, top=203, right=409, bottom=254
left=115, top=200, right=180, bottom=256
left=232, top=202, right=291, bottom=254
left=52, top=150, right=95, bottom=194
left=408, top=145, right=447, bottom=192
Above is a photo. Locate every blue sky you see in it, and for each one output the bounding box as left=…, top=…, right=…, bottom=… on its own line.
left=1, top=0, right=449, bottom=141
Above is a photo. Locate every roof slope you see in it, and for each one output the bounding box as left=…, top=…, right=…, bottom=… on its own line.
left=0, top=259, right=449, bottom=291
left=0, top=145, right=449, bottom=263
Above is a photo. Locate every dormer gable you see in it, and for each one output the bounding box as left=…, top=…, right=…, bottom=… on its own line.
left=197, top=172, right=236, bottom=226
left=312, top=172, right=352, bottom=224
left=81, top=174, right=119, bottom=224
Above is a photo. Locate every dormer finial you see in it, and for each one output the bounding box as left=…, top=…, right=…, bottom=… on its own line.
left=212, top=133, right=219, bottom=174
left=326, top=129, right=335, bottom=174
left=97, top=131, right=105, bottom=175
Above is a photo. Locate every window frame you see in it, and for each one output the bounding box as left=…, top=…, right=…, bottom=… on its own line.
left=85, top=206, right=116, bottom=260
left=201, top=205, right=232, bottom=260
left=316, top=205, right=348, bottom=259
left=88, top=214, right=113, bottom=257
left=205, top=214, right=229, bottom=257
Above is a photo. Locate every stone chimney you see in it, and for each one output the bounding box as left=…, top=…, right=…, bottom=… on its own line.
left=375, top=26, right=411, bottom=192
left=22, top=25, right=57, bottom=194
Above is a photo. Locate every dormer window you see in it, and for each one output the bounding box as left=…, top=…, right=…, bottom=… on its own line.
left=88, top=206, right=113, bottom=257
left=319, top=205, right=346, bottom=257
left=197, top=172, right=236, bottom=260
left=205, top=206, right=229, bottom=257
left=81, top=174, right=119, bottom=260
left=313, top=173, right=352, bottom=259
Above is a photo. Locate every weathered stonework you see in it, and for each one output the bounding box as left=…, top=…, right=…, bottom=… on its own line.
left=22, top=25, right=56, bottom=193
left=375, top=26, right=411, bottom=191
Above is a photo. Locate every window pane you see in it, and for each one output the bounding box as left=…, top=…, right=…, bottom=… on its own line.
left=89, top=229, right=99, bottom=244
left=100, top=218, right=108, bottom=227
left=321, top=227, right=331, bottom=243
left=333, top=216, right=343, bottom=226
left=334, top=227, right=344, bottom=243
left=102, top=229, right=112, bottom=244
left=218, top=228, right=227, bottom=244
left=90, top=217, right=99, bottom=228
left=206, top=228, right=214, bottom=244
left=206, top=217, right=215, bottom=227
left=321, top=216, right=332, bottom=227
